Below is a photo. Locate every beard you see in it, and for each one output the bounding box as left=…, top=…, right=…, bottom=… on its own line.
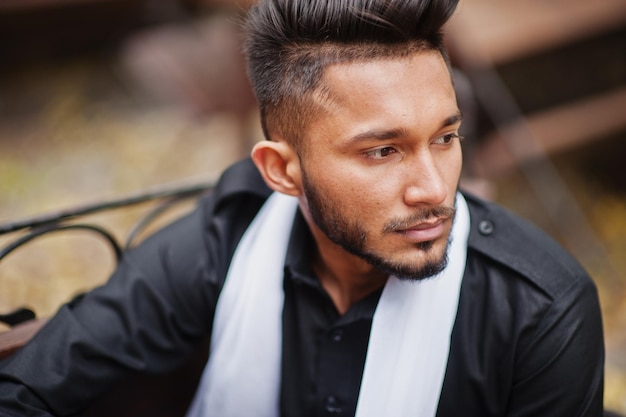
left=301, top=169, right=455, bottom=281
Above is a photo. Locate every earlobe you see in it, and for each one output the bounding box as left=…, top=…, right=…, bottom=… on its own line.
left=251, top=141, right=302, bottom=196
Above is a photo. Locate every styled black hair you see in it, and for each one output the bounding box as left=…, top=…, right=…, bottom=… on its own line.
left=244, top=0, right=459, bottom=145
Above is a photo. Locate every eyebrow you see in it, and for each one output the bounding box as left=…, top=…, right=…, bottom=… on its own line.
left=346, top=111, right=463, bottom=143
left=441, top=111, right=463, bottom=129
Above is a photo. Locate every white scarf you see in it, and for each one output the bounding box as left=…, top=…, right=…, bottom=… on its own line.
left=186, top=192, right=470, bottom=417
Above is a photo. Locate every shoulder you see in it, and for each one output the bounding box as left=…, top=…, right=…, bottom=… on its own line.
left=442, top=193, right=604, bottom=415
left=212, top=157, right=271, bottom=204
left=148, top=157, right=270, bottom=253
left=63, top=158, right=272, bottom=353
left=462, top=192, right=593, bottom=299
left=134, top=158, right=271, bottom=281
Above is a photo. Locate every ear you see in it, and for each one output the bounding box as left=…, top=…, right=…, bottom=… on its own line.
left=251, top=140, right=302, bottom=196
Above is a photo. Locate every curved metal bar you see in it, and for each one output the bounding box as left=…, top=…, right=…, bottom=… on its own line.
left=0, top=224, right=123, bottom=263
left=0, top=181, right=214, bottom=236
left=124, top=194, right=196, bottom=250
left=0, top=308, right=36, bottom=327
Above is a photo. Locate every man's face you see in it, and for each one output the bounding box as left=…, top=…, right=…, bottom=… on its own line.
left=298, top=51, right=463, bottom=280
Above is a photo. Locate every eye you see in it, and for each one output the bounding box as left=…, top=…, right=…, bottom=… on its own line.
left=364, top=146, right=397, bottom=160
left=433, top=132, right=463, bottom=145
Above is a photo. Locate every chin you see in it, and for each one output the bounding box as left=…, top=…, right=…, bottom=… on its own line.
left=361, top=238, right=451, bottom=282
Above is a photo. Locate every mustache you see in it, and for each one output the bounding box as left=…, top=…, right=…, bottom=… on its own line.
left=383, top=205, right=456, bottom=233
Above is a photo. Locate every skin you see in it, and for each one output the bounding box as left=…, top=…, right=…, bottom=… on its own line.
left=252, top=50, right=463, bottom=314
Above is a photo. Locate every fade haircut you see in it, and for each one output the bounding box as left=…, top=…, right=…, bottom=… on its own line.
left=244, top=0, right=459, bottom=149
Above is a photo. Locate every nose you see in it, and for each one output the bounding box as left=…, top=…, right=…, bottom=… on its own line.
left=402, top=152, right=448, bottom=207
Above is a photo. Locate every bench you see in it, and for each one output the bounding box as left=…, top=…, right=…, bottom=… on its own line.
left=0, top=181, right=213, bottom=416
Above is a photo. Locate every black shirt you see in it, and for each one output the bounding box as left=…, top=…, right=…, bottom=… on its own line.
left=0, top=158, right=604, bottom=417
left=282, top=208, right=382, bottom=416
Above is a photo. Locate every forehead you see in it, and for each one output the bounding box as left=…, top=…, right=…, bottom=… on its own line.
left=320, top=50, right=453, bottom=106
left=307, top=51, right=458, bottom=141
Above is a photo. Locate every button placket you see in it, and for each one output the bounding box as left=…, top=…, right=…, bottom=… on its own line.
left=478, top=219, right=494, bottom=235
left=324, top=395, right=343, bottom=414
left=330, top=328, right=344, bottom=342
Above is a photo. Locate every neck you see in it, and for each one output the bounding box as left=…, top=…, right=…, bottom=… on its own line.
left=310, top=228, right=388, bottom=315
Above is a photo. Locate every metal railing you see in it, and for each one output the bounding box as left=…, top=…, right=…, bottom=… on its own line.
left=0, top=180, right=215, bottom=326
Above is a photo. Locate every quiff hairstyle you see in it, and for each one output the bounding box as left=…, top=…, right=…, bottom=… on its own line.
left=244, top=0, right=459, bottom=149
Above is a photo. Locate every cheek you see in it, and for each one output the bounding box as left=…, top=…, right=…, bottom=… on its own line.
left=314, top=169, right=384, bottom=217
left=341, top=173, right=398, bottom=217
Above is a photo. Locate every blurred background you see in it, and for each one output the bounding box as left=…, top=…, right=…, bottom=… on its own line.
left=0, top=0, right=624, bottom=412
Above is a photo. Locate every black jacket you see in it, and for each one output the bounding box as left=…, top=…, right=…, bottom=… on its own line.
left=0, top=158, right=604, bottom=416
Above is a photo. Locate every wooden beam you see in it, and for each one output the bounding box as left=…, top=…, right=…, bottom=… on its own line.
left=0, top=319, right=47, bottom=360
left=472, top=87, right=626, bottom=177
left=449, top=0, right=626, bottom=65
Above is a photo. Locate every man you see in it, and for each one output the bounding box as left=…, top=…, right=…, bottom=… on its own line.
left=0, top=0, right=604, bottom=416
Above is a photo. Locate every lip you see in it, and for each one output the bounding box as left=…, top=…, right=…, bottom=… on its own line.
left=396, top=219, right=446, bottom=242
